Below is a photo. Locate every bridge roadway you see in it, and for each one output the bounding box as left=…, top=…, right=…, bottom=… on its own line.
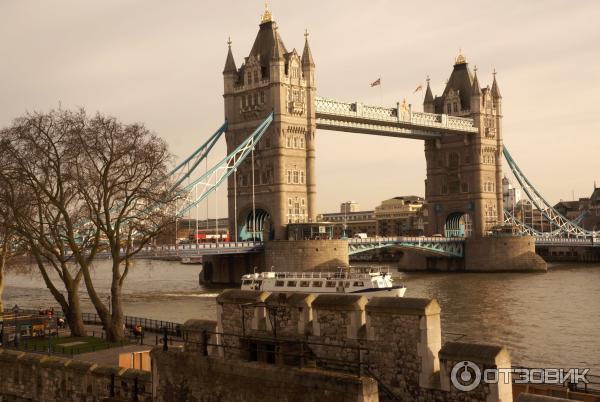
left=314, top=97, right=479, bottom=140
left=118, top=236, right=600, bottom=260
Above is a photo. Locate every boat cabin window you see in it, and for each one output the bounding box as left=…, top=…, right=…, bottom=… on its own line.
left=312, top=281, right=323, bottom=287
left=300, top=281, right=310, bottom=287
left=353, top=281, right=364, bottom=287
left=242, top=280, right=252, bottom=285
left=326, top=281, right=336, bottom=288
left=275, top=280, right=285, bottom=287
left=287, top=281, right=297, bottom=287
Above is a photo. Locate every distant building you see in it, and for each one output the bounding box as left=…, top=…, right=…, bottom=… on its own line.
left=502, top=177, right=521, bottom=210
left=375, top=196, right=425, bottom=237
left=317, top=210, right=376, bottom=238
left=340, top=201, right=360, bottom=214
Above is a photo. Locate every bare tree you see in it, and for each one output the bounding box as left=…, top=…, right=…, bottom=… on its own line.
left=1, top=109, right=178, bottom=341
left=70, top=112, right=179, bottom=341
left=0, top=115, right=92, bottom=336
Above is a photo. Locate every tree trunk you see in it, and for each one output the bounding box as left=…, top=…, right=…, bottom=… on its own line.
left=0, top=266, right=4, bottom=314
left=0, top=241, right=7, bottom=314
left=64, top=285, right=86, bottom=337
left=105, top=287, right=125, bottom=342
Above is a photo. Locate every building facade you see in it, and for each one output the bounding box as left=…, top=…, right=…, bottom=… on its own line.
left=375, top=196, right=425, bottom=236
left=423, top=54, right=504, bottom=237
left=317, top=210, right=376, bottom=238
left=223, top=7, right=316, bottom=240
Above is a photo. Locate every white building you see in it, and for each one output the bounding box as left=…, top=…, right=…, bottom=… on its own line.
left=502, top=177, right=521, bottom=210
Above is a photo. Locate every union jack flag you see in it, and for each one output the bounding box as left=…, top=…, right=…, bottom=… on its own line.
left=370, top=78, right=381, bottom=87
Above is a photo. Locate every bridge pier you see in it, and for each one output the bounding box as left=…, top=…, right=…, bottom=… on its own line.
left=398, top=236, right=546, bottom=272
left=202, top=239, right=348, bottom=285
left=201, top=253, right=265, bottom=285
left=464, top=236, right=546, bottom=272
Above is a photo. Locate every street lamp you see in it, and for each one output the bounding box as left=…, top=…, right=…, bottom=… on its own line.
left=12, top=304, right=19, bottom=348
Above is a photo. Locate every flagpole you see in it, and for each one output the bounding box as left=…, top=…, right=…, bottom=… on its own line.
left=379, top=77, right=383, bottom=105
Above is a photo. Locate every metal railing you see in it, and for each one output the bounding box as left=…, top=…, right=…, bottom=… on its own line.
left=512, top=365, right=600, bottom=395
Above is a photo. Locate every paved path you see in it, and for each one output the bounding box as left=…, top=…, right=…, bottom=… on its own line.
left=73, top=344, right=153, bottom=366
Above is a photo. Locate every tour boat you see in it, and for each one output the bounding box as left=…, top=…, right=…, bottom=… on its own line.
left=241, top=267, right=406, bottom=297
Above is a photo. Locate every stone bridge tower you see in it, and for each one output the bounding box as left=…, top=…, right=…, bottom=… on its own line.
left=423, top=53, right=504, bottom=237
left=223, top=7, right=316, bottom=241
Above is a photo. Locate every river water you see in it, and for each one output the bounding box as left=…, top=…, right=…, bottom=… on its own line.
left=2, top=260, right=599, bottom=373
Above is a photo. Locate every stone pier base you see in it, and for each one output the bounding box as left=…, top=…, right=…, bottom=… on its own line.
left=264, top=239, right=349, bottom=272
left=202, top=240, right=349, bottom=285
left=464, top=235, right=547, bottom=272
left=398, top=235, right=547, bottom=272
left=202, top=253, right=265, bottom=285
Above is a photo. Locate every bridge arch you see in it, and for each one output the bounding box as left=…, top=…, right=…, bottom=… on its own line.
left=444, top=212, right=472, bottom=238
left=239, top=208, right=273, bottom=241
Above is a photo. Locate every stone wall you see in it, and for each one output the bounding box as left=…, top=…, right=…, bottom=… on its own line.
left=213, top=289, right=514, bottom=402
left=202, top=252, right=265, bottom=284
left=465, top=236, right=547, bottom=272
left=264, top=239, right=349, bottom=272
left=0, top=349, right=151, bottom=402
left=151, top=348, right=379, bottom=402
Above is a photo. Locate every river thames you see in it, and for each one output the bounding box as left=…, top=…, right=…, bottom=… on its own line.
left=3, top=260, right=600, bottom=373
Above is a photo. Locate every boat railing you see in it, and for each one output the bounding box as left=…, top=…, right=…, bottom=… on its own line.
left=272, top=272, right=375, bottom=280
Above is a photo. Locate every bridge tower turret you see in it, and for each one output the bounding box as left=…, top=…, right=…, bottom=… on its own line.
left=223, top=7, right=317, bottom=241
left=423, top=53, right=504, bottom=237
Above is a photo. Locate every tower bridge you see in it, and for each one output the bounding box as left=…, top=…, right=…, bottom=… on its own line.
left=223, top=7, right=504, bottom=242
left=150, top=7, right=599, bottom=280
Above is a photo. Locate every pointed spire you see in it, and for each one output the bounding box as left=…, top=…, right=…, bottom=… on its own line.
left=471, top=66, right=482, bottom=96
left=424, top=76, right=434, bottom=104
left=271, top=28, right=284, bottom=61
left=223, top=37, right=237, bottom=74
left=301, top=29, right=315, bottom=68
left=491, top=68, right=502, bottom=98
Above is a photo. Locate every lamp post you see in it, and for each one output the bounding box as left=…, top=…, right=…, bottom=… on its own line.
left=12, top=304, right=19, bottom=348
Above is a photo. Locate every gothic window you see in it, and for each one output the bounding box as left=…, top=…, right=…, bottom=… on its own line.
left=446, top=104, right=451, bottom=114
left=293, top=137, right=298, bottom=148
left=453, top=102, right=458, bottom=113
left=260, top=91, right=265, bottom=104
left=287, top=170, right=292, bottom=184
left=441, top=184, right=448, bottom=195
left=253, top=93, right=258, bottom=105
left=293, top=171, right=299, bottom=184
left=247, top=72, right=252, bottom=85
left=299, top=137, right=305, bottom=149
left=461, top=182, right=469, bottom=193
left=288, top=198, right=293, bottom=206
left=286, top=136, right=291, bottom=148
left=253, top=71, right=258, bottom=83
left=448, top=152, right=460, bottom=169
left=300, top=171, right=305, bottom=184
left=301, top=198, right=305, bottom=206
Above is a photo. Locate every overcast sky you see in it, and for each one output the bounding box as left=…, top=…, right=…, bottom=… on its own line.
left=1, top=0, right=599, bottom=216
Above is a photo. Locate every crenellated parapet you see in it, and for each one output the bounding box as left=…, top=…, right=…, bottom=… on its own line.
left=204, top=289, right=513, bottom=401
